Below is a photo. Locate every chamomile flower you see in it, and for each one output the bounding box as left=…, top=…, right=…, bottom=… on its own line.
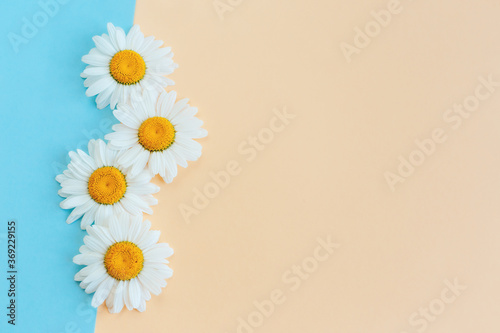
left=81, top=23, right=178, bottom=110
left=73, top=215, right=173, bottom=313
left=56, top=139, right=159, bottom=229
left=105, top=90, right=207, bottom=183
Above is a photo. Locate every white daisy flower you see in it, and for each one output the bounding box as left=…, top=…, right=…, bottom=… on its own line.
left=104, top=90, right=208, bottom=183
left=81, top=23, right=178, bottom=110
left=56, top=139, right=160, bottom=229
left=73, top=215, right=173, bottom=313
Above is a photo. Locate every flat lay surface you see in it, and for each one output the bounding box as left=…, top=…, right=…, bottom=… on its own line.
left=2, top=1, right=500, bottom=332
left=0, top=1, right=135, bottom=332
left=96, top=0, right=500, bottom=332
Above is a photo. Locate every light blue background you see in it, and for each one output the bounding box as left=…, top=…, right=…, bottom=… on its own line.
left=0, top=1, right=136, bottom=332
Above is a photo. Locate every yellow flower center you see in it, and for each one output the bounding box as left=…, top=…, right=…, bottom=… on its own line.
left=104, top=241, right=144, bottom=281
left=109, top=50, right=146, bottom=85
left=87, top=167, right=127, bottom=205
left=138, top=117, right=176, bottom=151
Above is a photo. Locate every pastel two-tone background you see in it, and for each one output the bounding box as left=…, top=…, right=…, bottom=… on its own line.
left=1, top=0, right=500, bottom=332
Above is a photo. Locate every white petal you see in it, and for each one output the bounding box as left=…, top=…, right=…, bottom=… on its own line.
left=127, top=216, right=143, bottom=243
left=137, top=267, right=165, bottom=295
left=91, top=276, right=114, bottom=307
left=128, top=278, right=142, bottom=309
left=87, top=225, right=114, bottom=247
left=140, top=194, right=158, bottom=207
left=109, top=280, right=125, bottom=313
left=60, top=195, right=91, bottom=210
left=81, top=203, right=98, bottom=229
left=93, top=35, right=116, bottom=56
left=128, top=182, right=159, bottom=196
left=129, top=149, right=150, bottom=177
left=123, top=280, right=133, bottom=310
left=82, top=266, right=107, bottom=292
left=163, top=150, right=177, bottom=182
left=113, top=109, right=141, bottom=129
left=107, top=23, right=126, bottom=51
left=66, top=199, right=95, bottom=224
left=82, top=52, right=111, bottom=66
left=148, top=151, right=160, bottom=175
left=83, top=234, right=107, bottom=254
left=137, top=299, right=146, bottom=312
left=83, top=66, right=110, bottom=76
left=74, top=262, right=101, bottom=281
left=96, top=85, right=115, bottom=109
left=73, top=252, right=103, bottom=266
left=144, top=243, right=174, bottom=259
left=158, top=90, right=176, bottom=117
left=116, top=145, right=144, bottom=168
left=137, top=230, right=160, bottom=249
left=86, top=76, right=115, bottom=97
left=119, top=197, right=142, bottom=216
left=94, top=204, right=114, bottom=226
left=168, top=98, right=189, bottom=120
left=110, top=84, right=122, bottom=110
left=123, top=193, right=153, bottom=215
left=126, top=25, right=143, bottom=49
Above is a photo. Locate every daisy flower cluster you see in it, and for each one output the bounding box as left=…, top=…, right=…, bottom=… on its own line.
left=56, top=23, right=207, bottom=313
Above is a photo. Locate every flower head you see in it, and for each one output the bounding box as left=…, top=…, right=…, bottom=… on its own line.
left=81, top=23, right=177, bottom=110
left=73, top=215, right=173, bottom=313
left=105, top=90, right=207, bottom=183
left=56, top=139, right=159, bottom=229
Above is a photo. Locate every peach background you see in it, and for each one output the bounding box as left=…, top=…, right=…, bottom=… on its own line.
left=96, top=1, right=500, bottom=332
